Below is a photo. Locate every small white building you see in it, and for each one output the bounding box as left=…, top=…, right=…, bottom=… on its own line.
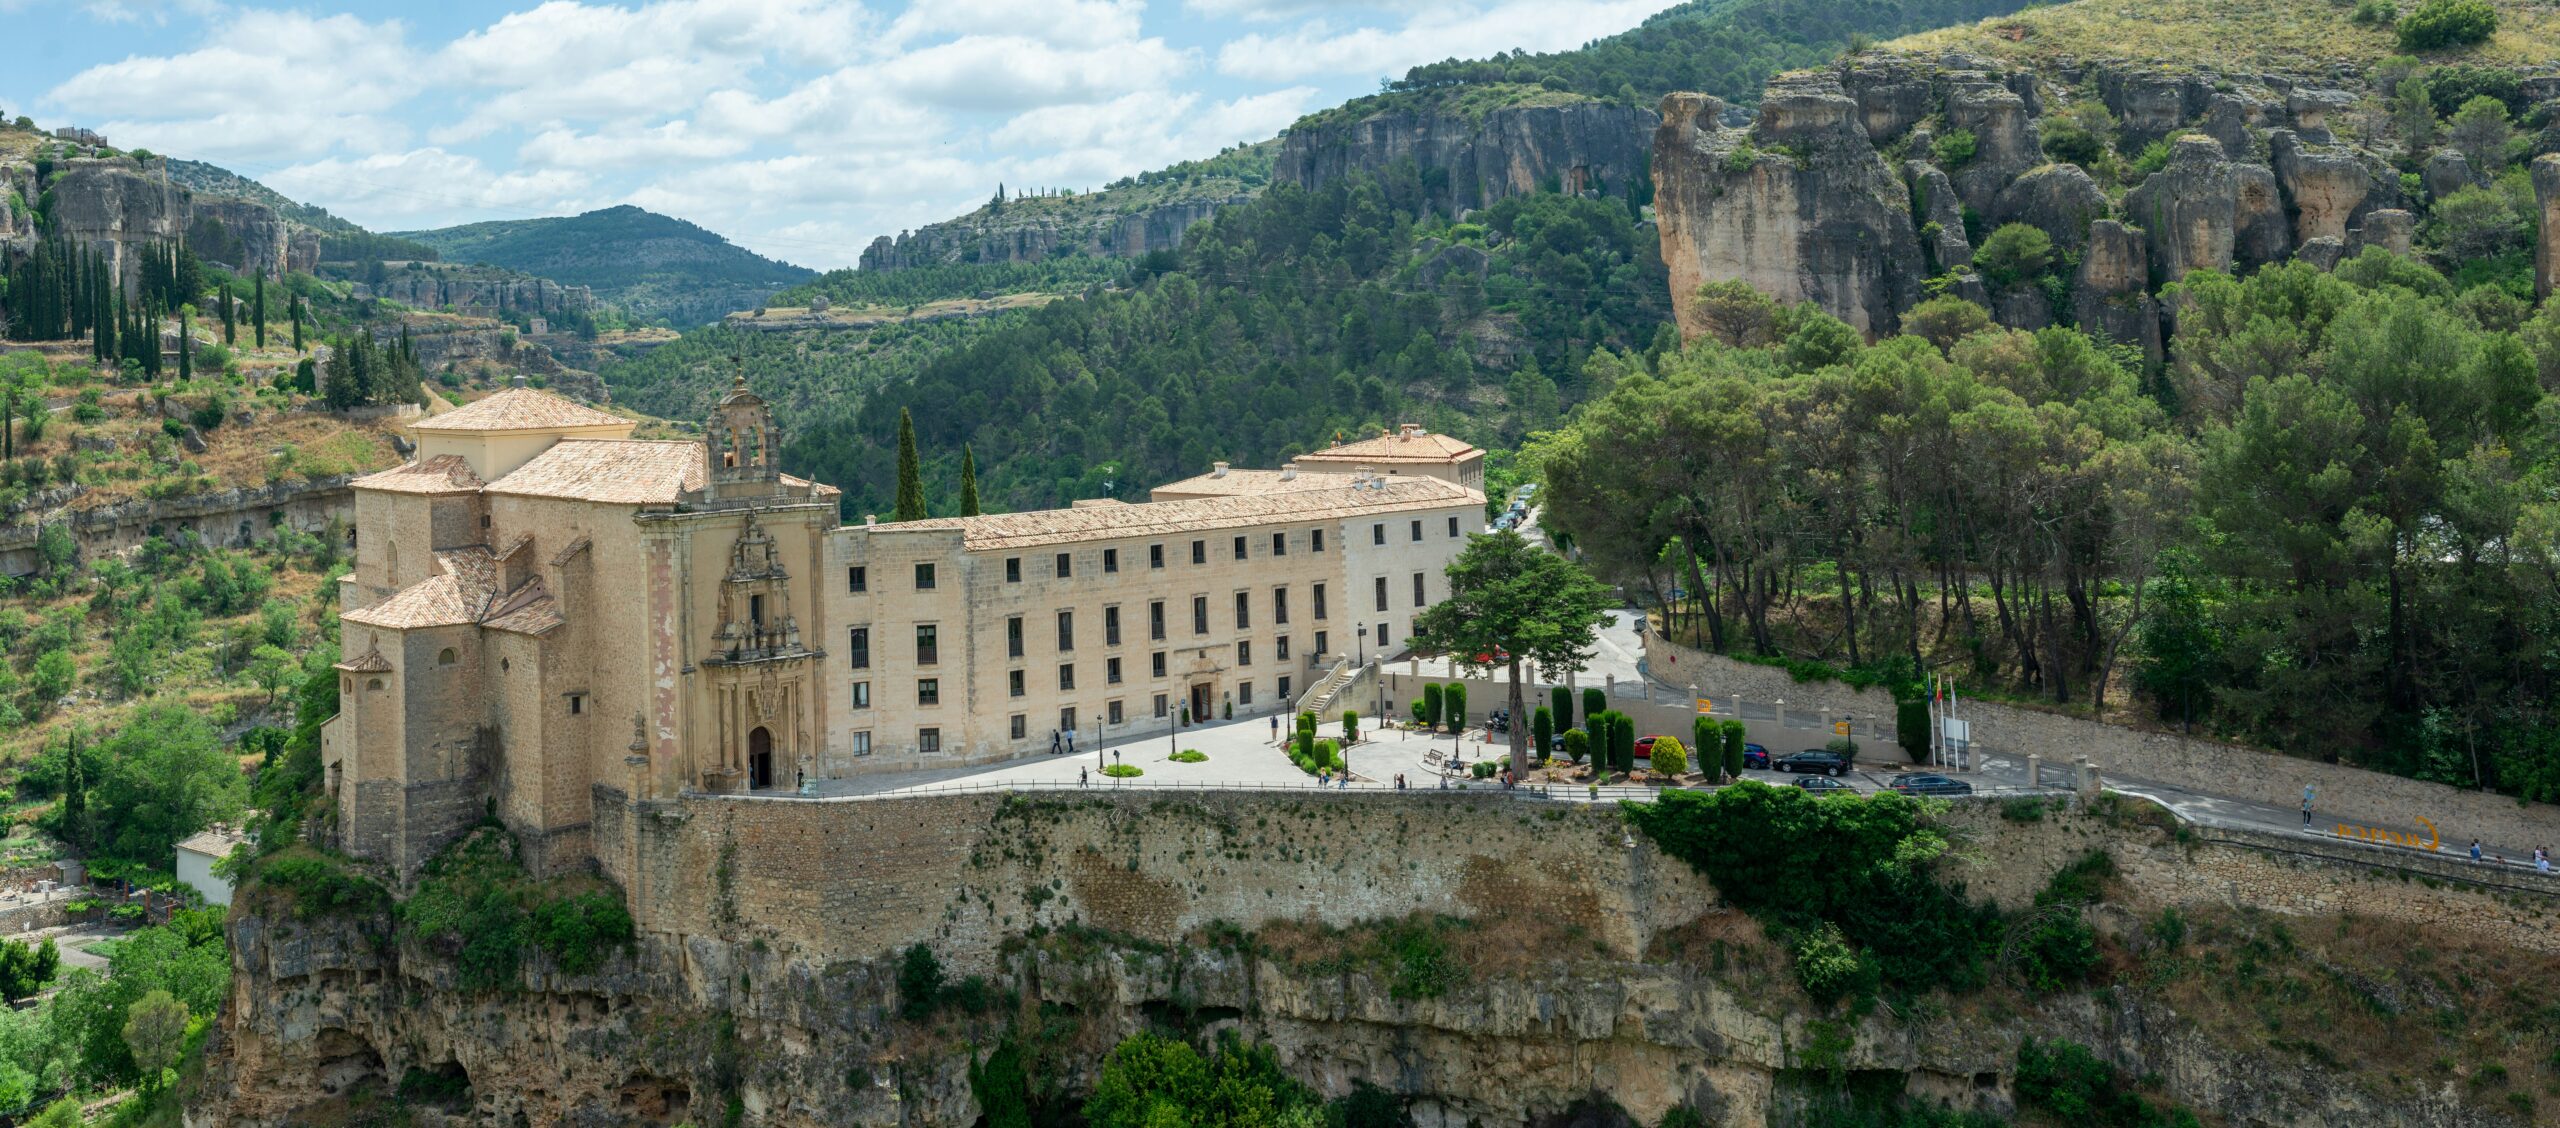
left=174, top=825, right=250, bottom=907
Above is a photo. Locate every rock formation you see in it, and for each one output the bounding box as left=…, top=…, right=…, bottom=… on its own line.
left=1274, top=99, right=1657, bottom=214
left=2075, top=219, right=2161, bottom=362
left=1994, top=163, right=2108, bottom=249
left=1, top=153, right=323, bottom=286
left=189, top=199, right=292, bottom=278
left=859, top=194, right=1249, bottom=271
left=2119, top=135, right=2239, bottom=283
left=1654, top=84, right=1926, bottom=339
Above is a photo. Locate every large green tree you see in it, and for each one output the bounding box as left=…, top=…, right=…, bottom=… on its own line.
left=81, top=704, right=246, bottom=867
left=1408, top=530, right=1615, bottom=773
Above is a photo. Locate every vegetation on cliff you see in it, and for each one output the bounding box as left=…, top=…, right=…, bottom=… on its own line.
left=1894, top=0, right=2560, bottom=69
left=393, top=205, right=814, bottom=327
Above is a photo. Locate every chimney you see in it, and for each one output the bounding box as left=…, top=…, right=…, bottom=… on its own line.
left=1211, top=461, right=1229, bottom=478
left=1399, top=423, right=1423, bottom=441
left=510, top=373, right=529, bottom=389
left=864, top=514, right=877, bottom=526
left=1280, top=462, right=1297, bottom=481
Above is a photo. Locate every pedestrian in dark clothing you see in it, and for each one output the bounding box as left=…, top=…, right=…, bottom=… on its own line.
left=1080, top=767, right=1088, bottom=786
left=1051, top=731, right=1061, bottom=756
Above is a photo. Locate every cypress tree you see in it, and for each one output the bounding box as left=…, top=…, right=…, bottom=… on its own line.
left=220, top=282, right=235, bottom=344
left=252, top=275, right=266, bottom=349
left=177, top=307, right=191, bottom=381
left=958, top=444, right=981, bottom=517
left=290, top=294, right=304, bottom=353
left=893, top=408, right=927, bottom=521
left=2, top=387, right=14, bottom=461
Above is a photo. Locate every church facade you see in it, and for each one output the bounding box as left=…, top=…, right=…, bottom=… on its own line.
left=323, top=383, right=1483, bottom=879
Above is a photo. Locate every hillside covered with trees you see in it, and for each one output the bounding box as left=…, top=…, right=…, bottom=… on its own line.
left=394, top=206, right=814, bottom=327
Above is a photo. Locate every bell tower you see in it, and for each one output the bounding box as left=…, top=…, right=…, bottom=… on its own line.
left=707, top=357, right=781, bottom=484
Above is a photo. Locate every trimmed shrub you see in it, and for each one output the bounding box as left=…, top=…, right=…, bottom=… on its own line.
left=1532, top=706, right=1554, bottom=759
left=1723, top=720, right=1747, bottom=779
left=1103, top=763, right=1143, bottom=778
left=1649, top=735, right=1688, bottom=775
left=1443, top=683, right=1467, bottom=733
left=1421, top=683, right=1444, bottom=728
left=1410, top=698, right=1427, bottom=724
left=1341, top=709, right=1359, bottom=743
left=1897, top=697, right=1932, bottom=763
left=1562, top=728, right=1590, bottom=764
left=1169, top=749, right=1207, bottom=763
left=1551, top=685, right=1573, bottom=731
left=1582, top=686, right=1605, bottom=723
left=1692, top=715, right=1719, bottom=774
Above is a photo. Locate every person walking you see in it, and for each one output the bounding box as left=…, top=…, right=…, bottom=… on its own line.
left=2301, top=784, right=2314, bottom=831
left=1050, top=730, right=1061, bottom=756
left=1066, top=728, right=1078, bottom=757
left=2537, top=846, right=2550, bottom=874
left=1079, top=766, right=1088, bottom=787
left=2470, top=839, right=2483, bottom=864
left=1270, top=714, right=1280, bottom=743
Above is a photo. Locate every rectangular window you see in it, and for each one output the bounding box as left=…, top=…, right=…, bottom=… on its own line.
left=1413, top=572, right=1427, bottom=607
left=1277, top=636, right=1291, bottom=662
left=1313, top=583, right=1327, bottom=620
left=1105, top=606, right=1122, bottom=646
left=919, top=727, right=940, bottom=754
left=1107, top=657, right=1123, bottom=685
left=918, top=678, right=940, bottom=705
left=1237, top=640, right=1252, bottom=666
left=846, top=565, right=867, bottom=593
left=1239, top=681, right=1254, bottom=705
left=1312, top=529, right=1325, bottom=552
left=848, top=627, right=870, bottom=669
left=1278, top=675, right=1291, bottom=700
left=1271, top=532, right=1286, bottom=556
left=1192, top=596, right=1209, bottom=635
left=1234, top=591, right=1251, bottom=629
left=1007, top=616, right=1024, bottom=659
left=1410, top=519, right=1423, bottom=542
left=1104, top=548, right=1119, bottom=573
left=852, top=681, right=871, bottom=709
left=915, top=562, right=936, bottom=589
left=1232, top=535, right=1248, bottom=560
left=1009, top=669, right=1025, bottom=698
left=570, top=694, right=583, bottom=715
left=1060, top=707, right=1077, bottom=733
left=749, top=593, right=765, bottom=626
left=1191, top=539, right=1206, bottom=565
left=1314, top=630, right=1328, bottom=656
left=1377, top=621, right=1389, bottom=652
left=1150, top=600, right=1167, bottom=641
left=1151, top=651, right=1167, bottom=678
left=1055, top=552, right=1072, bottom=579
left=850, top=731, right=872, bottom=757
left=1274, top=586, right=1290, bottom=625
left=1056, top=610, right=1074, bottom=651
left=1006, top=557, right=1021, bottom=583
left=1372, top=522, right=1385, bottom=546
left=1108, top=700, right=1124, bottom=725
left=1150, top=543, right=1165, bottom=569
left=1374, top=576, right=1389, bottom=612
left=916, top=624, right=938, bottom=665
left=1010, top=714, right=1027, bottom=740
left=1058, top=663, right=1076, bottom=691
left=1448, top=515, right=1461, bottom=537
left=1153, top=693, right=1168, bottom=718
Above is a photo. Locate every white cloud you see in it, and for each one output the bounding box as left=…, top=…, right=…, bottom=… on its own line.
left=1216, top=0, right=1671, bottom=82
left=991, top=86, right=1314, bottom=171
left=517, top=121, right=754, bottom=169
left=262, top=149, right=594, bottom=229
left=47, top=10, right=419, bottom=118
left=883, top=0, right=1144, bottom=50
left=96, top=112, right=408, bottom=164
left=875, top=35, right=1193, bottom=112
left=695, top=70, right=944, bottom=145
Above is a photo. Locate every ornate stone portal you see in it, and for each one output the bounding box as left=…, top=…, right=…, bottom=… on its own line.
left=697, top=376, right=822, bottom=793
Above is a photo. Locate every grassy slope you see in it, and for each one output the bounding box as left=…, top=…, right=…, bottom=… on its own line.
left=1892, top=0, right=2560, bottom=69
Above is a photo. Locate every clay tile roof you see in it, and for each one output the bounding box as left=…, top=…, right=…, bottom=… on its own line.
left=334, top=646, right=394, bottom=673
left=482, top=578, right=564, bottom=636
left=1297, top=429, right=1481, bottom=464
left=896, top=477, right=1478, bottom=550
left=352, top=454, right=486, bottom=495
left=412, top=388, right=630, bottom=433
left=1150, top=468, right=1364, bottom=499
left=485, top=439, right=707, bottom=505
left=547, top=536, right=592, bottom=568
left=343, top=548, right=499, bottom=630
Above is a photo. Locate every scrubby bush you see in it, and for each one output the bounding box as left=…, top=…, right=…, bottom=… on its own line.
left=1901, top=295, right=1995, bottom=351
left=1932, top=128, right=1978, bottom=170
left=1562, top=728, right=1590, bottom=764
left=2039, top=101, right=2118, bottom=168
left=1974, top=223, right=2056, bottom=288
left=2397, top=0, right=2496, bottom=51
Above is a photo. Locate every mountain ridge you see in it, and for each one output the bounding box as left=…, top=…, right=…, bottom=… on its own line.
left=394, top=205, right=815, bottom=327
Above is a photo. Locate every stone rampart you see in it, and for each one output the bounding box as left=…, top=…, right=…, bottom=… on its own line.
left=606, top=788, right=1715, bottom=972
left=1649, top=636, right=2560, bottom=856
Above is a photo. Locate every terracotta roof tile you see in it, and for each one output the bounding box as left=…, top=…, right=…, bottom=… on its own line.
left=1150, top=468, right=1363, bottom=499
left=482, top=578, right=564, bottom=636
left=895, top=477, right=1478, bottom=550
left=1296, top=428, right=1481, bottom=465
left=343, top=548, right=499, bottom=629
left=352, top=454, right=486, bottom=494
left=334, top=646, right=394, bottom=673
left=485, top=440, right=707, bottom=505
left=413, top=388, right=630, bottom=433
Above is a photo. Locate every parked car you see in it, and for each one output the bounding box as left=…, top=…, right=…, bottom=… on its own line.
left=1635, top=735, right=1676, bottom=759
left=1517, top=483, right=1539, bottom=499
left=1890, top=773, right=1974, bottom=796
left=1776, top=749, right=1852, bottom=776
left=1742, top=743, right=1770, bottom=770
left=1794, top=775, right=1854, bottom=793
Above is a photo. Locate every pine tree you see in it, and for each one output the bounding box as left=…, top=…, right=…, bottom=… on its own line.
left=958, top=444, right=982, bottom=517
left=252, top=275, right=266, bottom=349
left=893, top=407, right=927, bottom=521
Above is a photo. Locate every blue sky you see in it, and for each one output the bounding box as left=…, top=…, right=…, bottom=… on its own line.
left=1, top=0, right=1676, bottom=269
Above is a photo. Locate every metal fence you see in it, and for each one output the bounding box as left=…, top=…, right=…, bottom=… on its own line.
left=693, top=774, right=2071, bottom=807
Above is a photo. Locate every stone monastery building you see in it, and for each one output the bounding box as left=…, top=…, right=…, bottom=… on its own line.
left=324, top=382, right=1484, bottom=878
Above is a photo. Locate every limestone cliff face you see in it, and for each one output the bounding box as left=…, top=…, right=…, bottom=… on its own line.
left=1274, top=99, right=1658, bottom=213
left=1654, top=85, right=1926, bottom=339
left=2, top=155, right=312, bottom=284
left=188, top=200, right=292, bottom=279
left=354, top=272, right=595, bottom=314
left=45, top=159, right=189, bottom=285
left=1654, top=53, right=2426, bottom=347
left=859, top=194, right=1249, bottom=271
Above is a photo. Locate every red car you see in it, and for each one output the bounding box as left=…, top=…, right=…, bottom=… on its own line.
left=1634, top=735, right=1665, bottom=759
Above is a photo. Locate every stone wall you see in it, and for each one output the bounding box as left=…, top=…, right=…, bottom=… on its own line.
left=607, top=788, right=1713, bottom=971
left=1648, top=636, right=2560, bottom=859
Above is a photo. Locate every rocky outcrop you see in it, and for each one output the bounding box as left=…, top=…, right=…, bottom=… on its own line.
left=1275, top=99, right=1657, bottom=214
left=1655, top=85, right=1926, bottom=339
left=4, top=154, right=328, bottom=284
left=189, top=199, right=292, bottom=278
left=2425, top=150, right=2483, bottom=200
left=1907, top=161, right=1973, bottom=270
left=45, top=159, right=188, bottom=285
left=2269, top=129, right=2389, bottom=245
left=2075, top=219, right=2161, bottom=362
left=859, top=194, right=1248, bottom=271
left=1994, top=163, right=2108, bottom=249
left=0, top=473, right=356, bottom=575
left=2353, top=208, right=2415, bottom=257
left=2233, top=163, right=2291, bottom=268
left=2119, top=136, right=2239, bottom=282
left=353, top=270, right=594, bottom=314
left=2097, top=71, right=2210, bottom=145
left=2535, top=154, right=2560, bottom=300
left=1947, top=81, right=2041, bottom=214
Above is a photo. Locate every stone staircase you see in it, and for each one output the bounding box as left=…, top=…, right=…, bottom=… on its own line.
left=1294, top=659, right=1355, bottom=719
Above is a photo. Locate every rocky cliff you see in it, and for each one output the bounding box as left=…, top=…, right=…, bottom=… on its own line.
left=859, top=193, right=1250, bottom=271
left=192, top=794, right=2557, bottom=1127
left=1276, top=98, right=1659, bottom=215
left=1652, top=52, right=2470, bottom=344
left=0, top=150, right=316, bottom=284
left=352, top=268, right=595, bottom=316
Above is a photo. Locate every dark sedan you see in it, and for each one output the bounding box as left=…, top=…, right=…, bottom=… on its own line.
left=1890, top=773, right=1974, bottom=796
left=1794, top=775, right=1853, bottom=793
left=1776, top=750, right=1851, bottom=776
left=1742, top=743, right=1770, bottom=770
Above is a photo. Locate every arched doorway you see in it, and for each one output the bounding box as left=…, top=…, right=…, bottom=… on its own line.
left=747, top=727, right=774, bottom=790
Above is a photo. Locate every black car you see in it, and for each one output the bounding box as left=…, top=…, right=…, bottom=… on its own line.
left=1776, top=750, right=1851, bottom=776
left=1794, top=775, right=1854, bottom=793
left=1742, top=743, right=1770, bottom=770
left=1890, top=773, right=1974, bottom=796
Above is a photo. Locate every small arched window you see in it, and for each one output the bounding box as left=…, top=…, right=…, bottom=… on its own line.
left=366, top=678, right=384, bottom=691
left=341, top=677, right=352, bottom=694
left=438, top=648, right=458, bottom=666
left=501, top=658, right=511, bottom=673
